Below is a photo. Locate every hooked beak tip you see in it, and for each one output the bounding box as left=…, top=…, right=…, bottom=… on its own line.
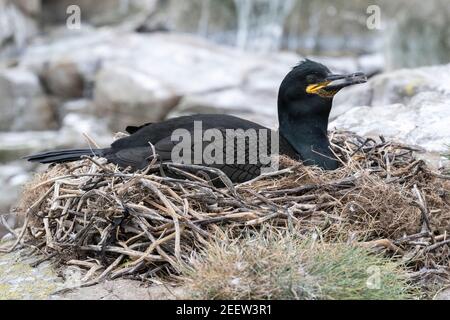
left=325, top=72, right=367, bottom=90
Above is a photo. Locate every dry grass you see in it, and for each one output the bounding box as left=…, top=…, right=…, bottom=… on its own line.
left=182, top=227, right=418, bottom=300
left=1, top=131, right=450, bottom=293
left=16, top=167, right=68, bottom=213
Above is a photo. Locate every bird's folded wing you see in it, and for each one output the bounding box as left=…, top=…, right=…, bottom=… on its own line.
left=107, top=128, right=268, bottom=183
left=125, top=122, right=154, bottom=134
left=105, top=146, right=155, bottom=169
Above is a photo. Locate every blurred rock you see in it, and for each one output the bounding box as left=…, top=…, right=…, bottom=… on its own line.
left=41, top=59, right=85, bottom=99
left=313, top=53, right=384, bottom=77
left=42, top=0, right=122, bottom=24
left=0, top=112, right=111, bottom=213
left=0, top=131, right=60, bottom=163
left=330, top=64, right=450, bottom=152
left=0, top=0, right=39, bottom=59
left=166, top=60, right=293, bottom=128
left=15, top=0, right=41, bottom=17
left=385, top=0, right=450, bottom=70
left=41, top=0, right=158, bottom=27
left=168, top=88, right=278, bottom=129
left=20, top=30, right=298, bottom=130
left=0, top=115, right=111, bottom=161
left=19, top=30, right=288, bottom=92
left=0, top=163, right=30, bottom=211
left=60, top=99, right=94, bottom=117
left=59, top=113, right=113, bottom=147
left=0, top=68, right=57, bottom=131
left=107, top=32, right=273, bottom=94
left=332, top=64, right=450, bottom=119
left=331, top=82, right=372, bottom=120
left=19, top=29, right=112, bottom=82
left=0, top=162, right=30, bottom=237
left=94, top=64, right=180, bottom=131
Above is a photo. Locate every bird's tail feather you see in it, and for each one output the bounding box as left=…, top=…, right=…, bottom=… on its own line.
left=23, top=148, right=105, bottom=164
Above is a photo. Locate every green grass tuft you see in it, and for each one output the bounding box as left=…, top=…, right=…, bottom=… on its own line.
left=182, top=228, right=419, bottom=300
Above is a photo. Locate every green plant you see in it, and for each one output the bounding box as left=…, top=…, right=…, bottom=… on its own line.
left=181, top=227, right=418, bottom=300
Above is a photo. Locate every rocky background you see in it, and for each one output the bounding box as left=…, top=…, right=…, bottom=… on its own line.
left=0, top=0, right=449, bottom=238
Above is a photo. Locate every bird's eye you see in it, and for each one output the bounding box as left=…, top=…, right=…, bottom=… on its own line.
left=306, top=74, right=318, bottom=83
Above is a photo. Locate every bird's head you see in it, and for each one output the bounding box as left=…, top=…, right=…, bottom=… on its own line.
left=277, top=59, right=367, bottom=170
left=278, top=59, right=367, bottom=116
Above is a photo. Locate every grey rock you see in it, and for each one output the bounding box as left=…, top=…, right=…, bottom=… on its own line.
left=331, top=64, right=450, bottom=119
left=0, top=164, right=30, bottom=213
left=330, top=64, right=450, bottom=153
left=59, top=113, right=113, bottom=147
left=168, top=87, right=278, bottom=129
left=41, top=0, right=123, bottom=24
left=0, top=68, right=57, bottom=131
left=15, top=0, right=41, bottom=17
left=0, top=247, right=62, bottom=299
left=41, top=0, right=157, bottom=27
left=41, top=59, right=85, bottom=99
left=0, top=114, right=112, bottom=162
left=0, top=131, right=61, bottom=163
left=58, top=279, right=182, bottom=300
left=60, top=99, right=94, bottom=117
left=312, top=53, right=384, bottom=77
left=331, top=83, right=373, bottom=120
left=0, top=0, right=39, bottom=57
left=330, top=92, right=450, bottom=153
left=435, top=288, right=450, bottom=300
left=0, top=113, right=112, bottom=214
left=0, top=245, right=183, bottom=300
left=94, top=63, right=180, bottom=131
left=166, top=48, right=297, bottom=129
left=19, top=29, right=294, bottom=92
left=19, top=30, right=300, bottom=130
left=19, top=29, right=114, bottom=86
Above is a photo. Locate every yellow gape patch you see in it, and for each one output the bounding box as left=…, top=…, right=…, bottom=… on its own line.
left=306, top=81, right=336, bottom=98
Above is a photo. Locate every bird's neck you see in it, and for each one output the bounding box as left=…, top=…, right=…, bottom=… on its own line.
left=278, top=99, right=338, bottom=169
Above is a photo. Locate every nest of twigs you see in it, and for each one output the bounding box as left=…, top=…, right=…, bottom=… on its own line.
left=4, top=131, right=450, bottom=287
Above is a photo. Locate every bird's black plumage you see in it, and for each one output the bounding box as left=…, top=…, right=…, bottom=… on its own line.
left=25, top=60, right=366, bottom=183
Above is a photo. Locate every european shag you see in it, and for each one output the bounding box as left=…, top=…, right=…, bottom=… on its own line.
left=25, top=59, right=367, bottom=183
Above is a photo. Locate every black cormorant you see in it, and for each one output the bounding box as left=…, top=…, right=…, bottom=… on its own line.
left=25, top=59, right=367, bottom=183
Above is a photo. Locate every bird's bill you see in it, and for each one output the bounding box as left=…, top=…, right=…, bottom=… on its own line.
left=306, top=72, right=367, bottom=97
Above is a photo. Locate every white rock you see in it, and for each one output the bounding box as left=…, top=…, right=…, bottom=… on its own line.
left=41, top=0, right=157, bottom=27
left=331, top=90, right=450, bottom=153
left=0, top=163, right=31, bottom=214
left=168, top=87, right=278, bottom=129
left=0, top=247, right=181, bottom=299
left=14, top=0, right=41, bottom=16
left=311, top=53, right=384, bottom=76
left=60, top=99, right=94, bottom=116
left=19, top=30, right=302, bottom=130
left=94, top=63, right=180, bottom=130
left=0, top=68, right=56, bottom=131
left=59, top=113, right=113, bottom=147
left=0, top=114, right=112, bottom=162
left=330, top=64, right=450, bottom=153
left=41, top=59, right=85, bottom=99
left=0, top=0, right=39, bottom=56
left=166, top=47, right=296, bottom=129
left=331, top=64, right=450, bottom=120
